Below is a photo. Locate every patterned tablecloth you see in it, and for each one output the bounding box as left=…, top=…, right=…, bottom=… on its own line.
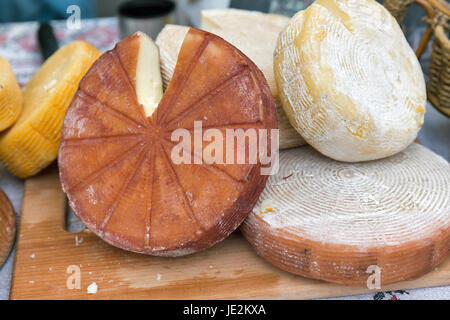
left=0, top=17, right=448, bottom=300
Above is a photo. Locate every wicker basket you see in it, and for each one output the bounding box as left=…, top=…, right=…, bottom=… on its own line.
left=384, top=0, right=450, bottom=116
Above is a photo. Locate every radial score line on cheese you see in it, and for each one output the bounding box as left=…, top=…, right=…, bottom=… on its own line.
left=274, top=0, right=426, bottom=162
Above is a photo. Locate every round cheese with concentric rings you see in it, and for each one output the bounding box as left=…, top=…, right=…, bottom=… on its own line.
left=274, top=0, right=426, bottom=162
left=241, top=144, right=450, bottom=286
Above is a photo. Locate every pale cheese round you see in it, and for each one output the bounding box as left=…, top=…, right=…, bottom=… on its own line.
left=241, top=143, right=450, bottom=285
left=274, top=0, right=426, bottom=162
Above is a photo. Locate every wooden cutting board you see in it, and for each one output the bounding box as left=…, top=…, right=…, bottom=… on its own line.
left=9, top=164, right=450, bottom=299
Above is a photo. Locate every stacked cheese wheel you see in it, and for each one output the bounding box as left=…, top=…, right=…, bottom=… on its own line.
left=241, top=144, right=450, bottom=286
left=242, top=0, right=449, bottom=286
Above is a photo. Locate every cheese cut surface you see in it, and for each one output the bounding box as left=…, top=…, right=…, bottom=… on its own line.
left=156, top=18, right=305, bottom=150
left=0, top=41, right=100, bottom=178
left=0, top=189, right=15, bottom=268
left=241, top=144, right=450, bottom=286
left=274, top=0, right=426, bottom=162
left=0, top=57, right=22, bottom=132
left=59, top=29, right=278, bottom=256
left=119, top=32, right=163, bottom=117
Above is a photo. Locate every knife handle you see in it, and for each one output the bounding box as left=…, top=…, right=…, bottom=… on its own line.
left=38, top=22, right=59, bottom=60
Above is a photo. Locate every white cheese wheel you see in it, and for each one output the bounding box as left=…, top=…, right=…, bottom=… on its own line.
left=156, top=17, right=306, bottom=150
left=241, top=143, right=450, bottom=286
left=274, top=0, right=426, bottom=162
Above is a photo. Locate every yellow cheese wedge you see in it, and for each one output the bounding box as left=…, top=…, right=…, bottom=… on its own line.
left=0, top=57, right=22, bottom=132
left=274, top=0, right=426, bottom=162
left=0, top=41, right=101, bottom=178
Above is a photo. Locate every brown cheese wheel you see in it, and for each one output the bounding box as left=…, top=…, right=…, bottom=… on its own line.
left=241, top=143, right=450, bottom=286
left=0, top=189, right=15, bottom=267
left=59, top=28, right=278, bottom=256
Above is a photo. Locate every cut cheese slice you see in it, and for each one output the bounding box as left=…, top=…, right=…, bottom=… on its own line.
left=0, top=57, right=22, bottom=132
left=241, top=143, right=450, bottom=286
left=0, top=189, right=15, bottom=268
left=59, top=29, right=278, bottom=256
left=156, top=17, right=305, bottom=150
left=117, top=32, right=163, bottom=117
left=274, top=0, right=426, bottom=162
left=0, top=41, right=100, bottom=178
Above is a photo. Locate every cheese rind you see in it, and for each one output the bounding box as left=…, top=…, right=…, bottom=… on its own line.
left=0, top=57, right=22, bottom=132
left=241, top=143, right=450, bottom=286
left=274, top=0, right=426, bottom=162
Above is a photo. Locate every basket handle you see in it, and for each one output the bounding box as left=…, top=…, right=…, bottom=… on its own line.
left=414, top=0, right=435, bottom=59
left=384, top=0, right=435, bottom=59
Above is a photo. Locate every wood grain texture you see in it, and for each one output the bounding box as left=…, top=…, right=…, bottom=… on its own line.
left=10, top=165, right=450, bottom=299
left=0, top=189, right=15, bottom=267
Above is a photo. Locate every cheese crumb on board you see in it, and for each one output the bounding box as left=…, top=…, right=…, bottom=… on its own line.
left=87, top=282, right=98, bottom=294
left=274, top=0, right=426, bottom=162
